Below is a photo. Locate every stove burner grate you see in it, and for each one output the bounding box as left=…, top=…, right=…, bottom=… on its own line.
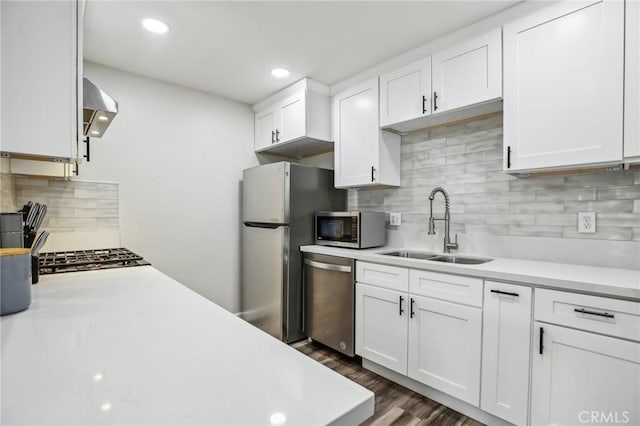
left=38, top=248, right=151, bottom=275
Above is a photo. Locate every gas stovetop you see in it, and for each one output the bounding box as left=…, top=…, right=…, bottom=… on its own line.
left=38, top=248, right=151, bottom=275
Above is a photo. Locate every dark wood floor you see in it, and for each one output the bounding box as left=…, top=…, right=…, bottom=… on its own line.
left=292, top=340, right=484, bottom=426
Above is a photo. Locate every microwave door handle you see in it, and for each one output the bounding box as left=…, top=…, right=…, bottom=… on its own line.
left=304, top=259, right=352, bottom=273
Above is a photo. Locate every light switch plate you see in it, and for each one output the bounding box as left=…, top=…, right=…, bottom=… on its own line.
left=389, top=213, right=402, bottom=226
left=578, top=212, right=596, bottom=233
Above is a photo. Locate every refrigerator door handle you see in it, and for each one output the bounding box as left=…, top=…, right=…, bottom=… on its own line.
left=244, top=222, right=286, bottom=229
left=304, top=258, right=352, bottom=273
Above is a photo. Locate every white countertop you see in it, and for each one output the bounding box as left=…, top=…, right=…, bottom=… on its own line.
left=301, top=245, right=640, bottom=301
left=0, top=267, right=373, bottom=426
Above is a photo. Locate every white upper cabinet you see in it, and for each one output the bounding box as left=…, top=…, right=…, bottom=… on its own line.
left=334, top=78, right=400, bottom=188
left=431, top=29, right=502, bottom=114
left=277, top=92, right=306, bottom=143
left=379, top=58, right=432, bottom=127
left=481, top=283, right=531, bottom=426
left=255, top=109, right=276, bottom=151
left=503, top=0, right=625, bottom=172
left=1, top=0, right=81, bottom=161
left=253, top=78, right=332, bottom=159
left=624, top=0, right=640, bottom=160
left=378, top=29, right=503, bottom=133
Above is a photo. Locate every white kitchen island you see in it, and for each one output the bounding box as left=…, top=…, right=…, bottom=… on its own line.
left=0, top=266, right=374, bottom=426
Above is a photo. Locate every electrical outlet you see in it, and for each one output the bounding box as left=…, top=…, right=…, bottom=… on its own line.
left=578, top=212, right=596, bottom=233
left=389, top=213, right=402, bottom=226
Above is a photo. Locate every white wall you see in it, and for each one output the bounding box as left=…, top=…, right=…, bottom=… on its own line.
left=81, top=62, right=257, bottom=312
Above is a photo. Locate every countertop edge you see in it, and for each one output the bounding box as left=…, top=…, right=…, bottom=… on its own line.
left=300, top=245, right=640, bottom=301
left=329, top=393, right=375, bottom=426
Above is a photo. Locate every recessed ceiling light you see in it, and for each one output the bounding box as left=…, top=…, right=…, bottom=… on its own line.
left=270, top=68, right=290, bottom=78
left=269, top=412, right=286, bottom=425
left=91, top=130, right=100, bottom=135
left=142, top=18, right=170, bottom=34
left=98, top=115, right=108, bottom=121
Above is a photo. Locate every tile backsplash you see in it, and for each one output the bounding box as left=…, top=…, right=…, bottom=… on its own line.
left=1, top=174, right=17, bottom=211
left=348, top=114, right=640, bottom=241
left=12, top=178, right=119, bottom=233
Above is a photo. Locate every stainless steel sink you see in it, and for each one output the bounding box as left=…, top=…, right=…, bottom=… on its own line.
left=379, top=250, right=493, bottom=265
left=379, top=250, right=439, bottom=260
left=429, top=255, right=493, bottom=265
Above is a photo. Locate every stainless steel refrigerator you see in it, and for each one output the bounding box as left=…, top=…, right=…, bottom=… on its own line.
left=241, top=162, right=345, bottom=342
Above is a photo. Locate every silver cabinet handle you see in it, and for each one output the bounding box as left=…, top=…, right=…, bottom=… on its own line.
left=304, top=259, right=352, bottom=273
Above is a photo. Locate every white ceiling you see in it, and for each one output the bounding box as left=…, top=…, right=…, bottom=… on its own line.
left=84, top=1, right=518, bottom=105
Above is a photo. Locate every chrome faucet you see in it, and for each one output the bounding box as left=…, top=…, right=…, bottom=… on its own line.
left=427, top=187, right=459, bottom=253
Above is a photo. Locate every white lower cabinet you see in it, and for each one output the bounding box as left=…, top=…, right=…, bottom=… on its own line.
left=355, top=283, right=408, bottom=375
left=408, top=294, right=482, bottom=406
left=481, top=282, right=532, bottom=425
left=355, top=260, right=640, bottom=426
left=531, top=323, right=640, bottom=426
left=355, top=262, right=483, bottom=407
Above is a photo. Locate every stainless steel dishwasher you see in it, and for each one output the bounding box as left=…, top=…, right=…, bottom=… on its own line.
left=303, top=252, right=355, bottom=356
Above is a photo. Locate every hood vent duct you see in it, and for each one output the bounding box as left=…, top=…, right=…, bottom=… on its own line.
left=83, top=78, right=118, bottom=138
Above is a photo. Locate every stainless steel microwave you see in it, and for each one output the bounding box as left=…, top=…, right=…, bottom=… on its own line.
left=315, top=211, right=386, bottom=249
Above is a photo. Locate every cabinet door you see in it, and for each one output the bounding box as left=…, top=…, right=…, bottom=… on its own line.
left=334, top=79, right=380, bottom=187
left=624, top=0, right=640, bottom=159
left=432, top=29, right=502, bottom=113
left=408, top=295, right=482, bottom=406
left=1, top=0, right=78, bottom=159
left=379, top=58, right=431, bottom=127
left=503, top=0, right=624, bottom=172
left=481, top=283, right=532, bottom=425
left=255, top=108, right=276, bottom=151
left=355, top=283, right=408, bottom=375
left=276, top=91, right=306, bottom=143
left=531, top=323, right=640, bottom=426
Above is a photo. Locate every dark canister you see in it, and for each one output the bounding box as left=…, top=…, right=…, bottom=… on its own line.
left=1, top=248, right=32, bottom=316
left=0, top=213, right=24, bottom=248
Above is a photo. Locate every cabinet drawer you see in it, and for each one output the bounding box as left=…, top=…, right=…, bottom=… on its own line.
left=409, top=270, right=483, bottom=307
left=535, top=289, right=640, bottom=342
left=356, top=261, right=409, bottom=292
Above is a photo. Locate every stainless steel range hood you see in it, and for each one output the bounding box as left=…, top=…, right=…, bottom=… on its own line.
left=83, top=78, right=118, bottom=138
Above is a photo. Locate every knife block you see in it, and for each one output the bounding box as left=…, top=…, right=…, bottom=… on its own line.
left=24, top=230, right=35, bottom=249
